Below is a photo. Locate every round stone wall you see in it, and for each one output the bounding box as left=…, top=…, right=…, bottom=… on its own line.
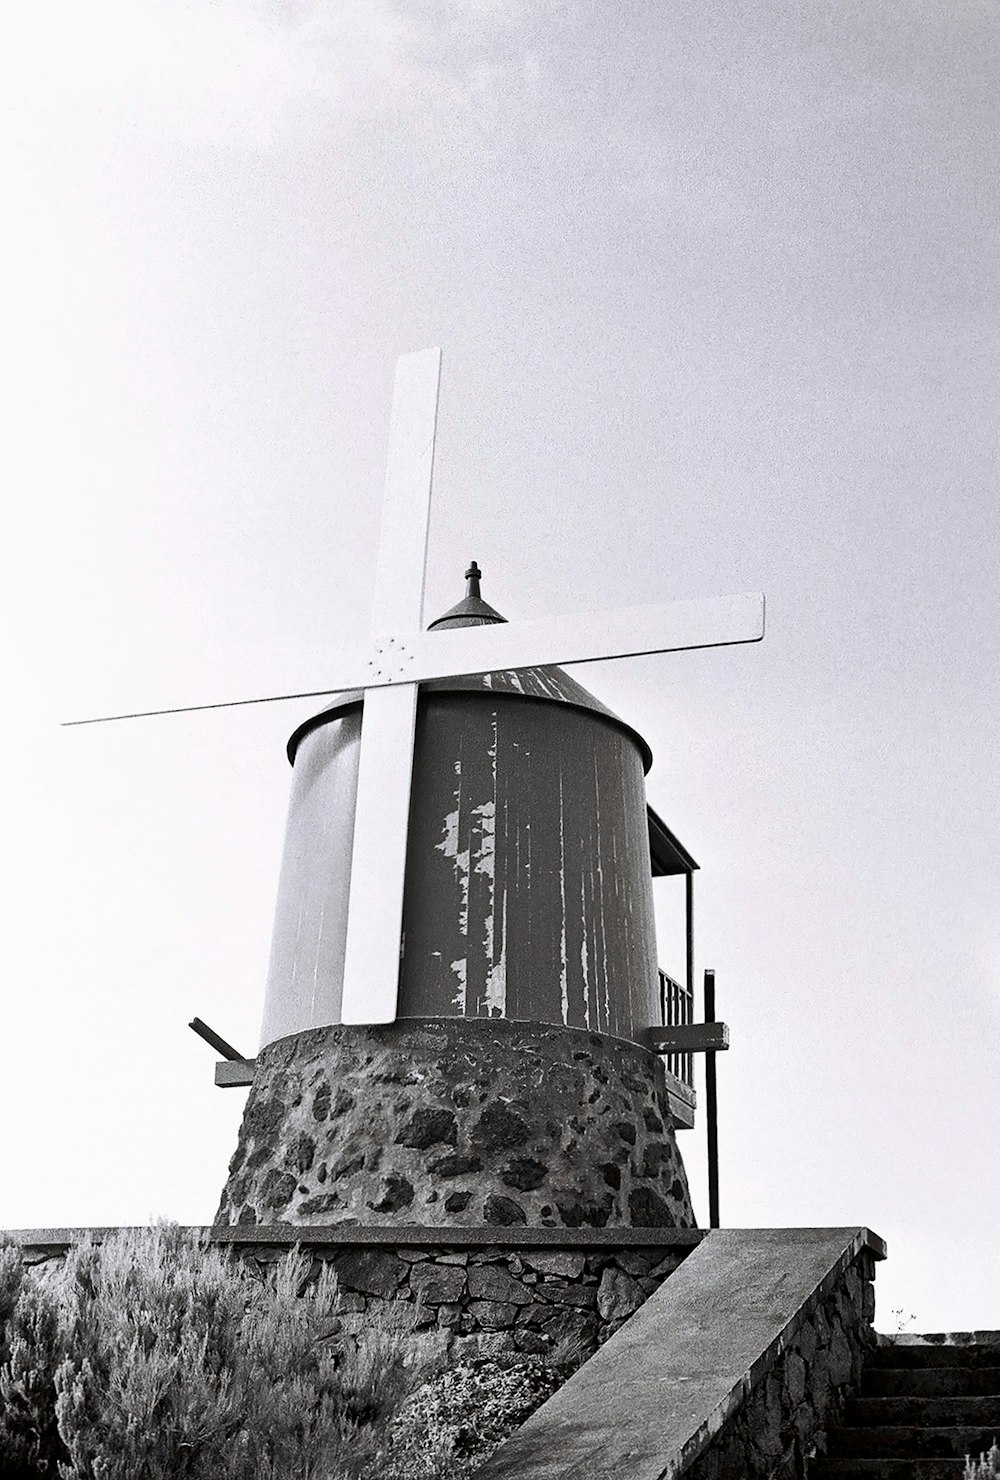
left=216, top=1018, right=695, bottom=1230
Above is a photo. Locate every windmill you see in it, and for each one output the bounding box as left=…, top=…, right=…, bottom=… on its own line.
left=69, top=348, right=763, bottom=1027
left=69, top=348, right=763, bottom=1231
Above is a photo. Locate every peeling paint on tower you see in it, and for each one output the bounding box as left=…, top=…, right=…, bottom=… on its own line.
left=398, top=676, right=659, bottom=1041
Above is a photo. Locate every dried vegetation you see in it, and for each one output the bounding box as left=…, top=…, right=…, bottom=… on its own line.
left=0, top=1226, right=573, bottom=1479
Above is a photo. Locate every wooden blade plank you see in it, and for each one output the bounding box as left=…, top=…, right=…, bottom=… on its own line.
left=60, top=686, right=353, bottom=727
left=415, top=591, right=765, bottom=679
left=63, top=593, right=763, bottom=725
left=309, top=591, right=765, bottom=691
left=370, top=347, right=442, bottom=636
left=339, top=684, right=419, bottom=1024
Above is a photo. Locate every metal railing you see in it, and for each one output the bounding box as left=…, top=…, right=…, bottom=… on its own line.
left=658, top=968, right=694, bottom=1090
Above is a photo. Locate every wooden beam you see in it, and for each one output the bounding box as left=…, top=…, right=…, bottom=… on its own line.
left=214, top=1059, right=256, bottom=1088
left=189, top=1016, right=246, bottom=1061
left=662, top=1069, right=696, bottom=1131
left=646, top=1023, right=729, bottom=1054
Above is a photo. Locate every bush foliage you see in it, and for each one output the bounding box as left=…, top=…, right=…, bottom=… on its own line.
left=0, top=1226, right=413, bottom=1480
left=378, top=1355, right=567, bottom=1479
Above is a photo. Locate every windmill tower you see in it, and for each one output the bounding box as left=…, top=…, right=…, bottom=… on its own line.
left=204, top=349, right=762, bottom=1232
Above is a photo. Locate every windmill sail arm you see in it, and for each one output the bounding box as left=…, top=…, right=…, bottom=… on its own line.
left=421, top=590, right=765, bottom=679
left=60, top=685, right=351, bottom=727
left=61, top=592, right=765, bottom=725
left=322, top=590, right=765, bottom=690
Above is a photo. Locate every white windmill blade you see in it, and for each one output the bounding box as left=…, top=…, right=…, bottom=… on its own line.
left=339, top=347, right=442, bottom=1025
left=307, top=590, right=766, bottom=693
left=339, top=683, right=419, bottom=1024
left=370, top=346, right=442, bottom=634
left=62, top=593, right=763, bottom=726
left=426, top=589, right=766, bottom=677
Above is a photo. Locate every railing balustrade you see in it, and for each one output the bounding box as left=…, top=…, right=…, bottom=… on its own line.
left=658, top=968, right=694, bottom=1090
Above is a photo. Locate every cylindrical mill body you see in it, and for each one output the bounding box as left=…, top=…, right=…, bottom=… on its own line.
left=260, top=668, right=660, bottom=1049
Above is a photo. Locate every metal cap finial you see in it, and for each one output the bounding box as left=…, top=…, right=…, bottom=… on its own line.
left=426, top=560, right=504, bottom=630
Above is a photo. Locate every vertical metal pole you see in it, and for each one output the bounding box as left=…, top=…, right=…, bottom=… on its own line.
left=704, top=967, right=720, bottom=1229
left=685, top=873, right=694, bottom=1000
left=685, top=872, right=694, bottom=1088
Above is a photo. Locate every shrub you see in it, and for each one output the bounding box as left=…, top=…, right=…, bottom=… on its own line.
left=966, top=1443, right=1000, bottom=1479
left=0, top=1247, right=63, bottom=1478
left=0, top=1226, right=415, bottom=1480
left=378, top=1352, right=578, bottom=1479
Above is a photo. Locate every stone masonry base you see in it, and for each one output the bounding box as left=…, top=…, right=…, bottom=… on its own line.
left=216, top=1018, right=696, bottom=1230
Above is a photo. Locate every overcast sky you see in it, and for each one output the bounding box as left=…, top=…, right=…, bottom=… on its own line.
left=4, top=0, right=998, bottom=1332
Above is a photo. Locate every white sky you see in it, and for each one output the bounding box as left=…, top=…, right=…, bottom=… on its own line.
left=3, top=0, right=998, bottom=1333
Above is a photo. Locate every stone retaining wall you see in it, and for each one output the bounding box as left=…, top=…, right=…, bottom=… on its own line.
left=8, top=1227, right=701, bottom=1366
left=273, top=1241, right=690, bottom=1363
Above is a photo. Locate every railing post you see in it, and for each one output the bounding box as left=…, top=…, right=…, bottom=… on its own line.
left=704, top=968, right=720, bottom=1229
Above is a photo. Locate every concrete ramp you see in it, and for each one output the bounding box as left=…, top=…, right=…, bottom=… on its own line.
left=475, top=1226, right=886, bottom=1480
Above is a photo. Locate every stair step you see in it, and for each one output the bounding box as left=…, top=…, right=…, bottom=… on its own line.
left=863, top=1367, right=1000, bottom=1398
left=872, top=1345, right=1000, bottom=1370
left=848, top=1395, right=1000, bottom=1427
left=811, top=1461, right=968, bottom=1478
left=829, top=1424, right=1000, bottom=1459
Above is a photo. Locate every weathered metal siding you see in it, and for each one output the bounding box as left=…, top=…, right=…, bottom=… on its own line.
left=399, top=694, right=659, bottom=1040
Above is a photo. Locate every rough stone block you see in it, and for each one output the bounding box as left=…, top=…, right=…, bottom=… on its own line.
left=611, top=1251, right=658, bottom=1278
left=522, top=1251, right=586, bottom=1279
left=514, top=1330, right=550, bottom=1354
left=537, top=1282, right=594, bottom=1309
left=395, top=1107, right=458, bottom=1149
left=467, top=1299, right=519, bottom=1330
left=828, top=1326, right=853, bottom=1386
left=483, top=1194, right=529, bottom=1226
left=409, top=1263, right=467, bottom=1305
left=863, top=1280, right=876, bottom=1322
left=814, top=1305, right=831, bottom=1347
left=798, top=1318, right=818, bottom=1365
left=468, top=1264, right=533, bottom=1306
left=784, top=1350, right=807, bottom=1408
left=597, top=1264, right=646, bottom=1323
left=333, top=1248, right=408, bottom=1296
left=539, top=1307, right=599, bottom=1351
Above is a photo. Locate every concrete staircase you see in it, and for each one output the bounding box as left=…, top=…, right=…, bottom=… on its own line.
left=812, top=1336, right=1000, bottom=1478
